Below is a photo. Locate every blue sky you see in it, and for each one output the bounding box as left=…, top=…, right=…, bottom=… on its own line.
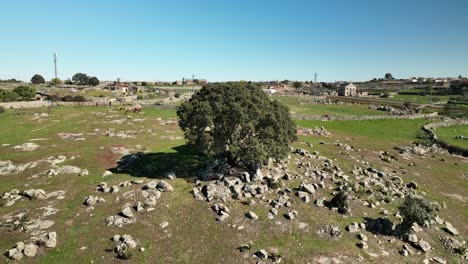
left=1, top=0, right=467, bottom=82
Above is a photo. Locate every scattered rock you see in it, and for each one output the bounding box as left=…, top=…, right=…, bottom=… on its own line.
left=246, top=211, right=259, bottom=220
left=159, top=221, right=169, bottom=229
left=121, top=207, right=134, bottom=218
left=157, top=180, right=174, bottom=192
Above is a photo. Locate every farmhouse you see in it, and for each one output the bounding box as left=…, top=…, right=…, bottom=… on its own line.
left=338, top=83, right=357, bottom=96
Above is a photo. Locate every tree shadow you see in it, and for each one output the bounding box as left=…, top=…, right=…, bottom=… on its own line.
left=110, top=144, right=205, bottom=179
left=363, top=217, right=403, bottom=237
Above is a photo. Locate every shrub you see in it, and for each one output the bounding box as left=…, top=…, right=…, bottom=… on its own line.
left=403, top=102, right=413, bottom=110
left=73, top=95, right=86, bottom=102
left=50, top=78, right=62, bottom=85
left=381, top=92, right=390, bottom=98
left=141, top=82, right=148, bottom=86
left=330, top=191, right=350, bottom=214
left=174, top=92, right=181, bottom=98
left=0, top=89, right=20, bottom=102
left=31, top=74, right=45, bottom=84
left=61, top=95, right=74, bottom=102
left=177, top=82, right=297, bottom=167
left=64, top=79, right=73, bottom=85
left=398, top=196, right=438, bottom=231
left=48, top=95, right=60, bottom=102
left=13, top=86, right=36, bottom=101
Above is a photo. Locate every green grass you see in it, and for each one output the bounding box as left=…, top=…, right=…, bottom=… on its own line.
left=385, top=94, right=454, bottom=104
left=273, top=96, right=385, bottom=116
left=436, top=124, right=468, bottom=149
left=296, top=118, right=430, bottom=149
left=0, top=105, right=466, bottom=264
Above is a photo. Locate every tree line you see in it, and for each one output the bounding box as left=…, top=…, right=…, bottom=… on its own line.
left=30, top=73, right=99, bottom=86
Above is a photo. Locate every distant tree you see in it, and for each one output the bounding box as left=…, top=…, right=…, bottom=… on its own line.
left=398, top=196, right=438, bottom=231
left=194, top=79, right=200, bottom=85
left=64, top=79, right=73, bottom=85
left=72, top=73, right=90, bottom=85
left=384, top=73, right=394, bottom=80
left=31, top=74, right=45, bottom=84
left=403, top=102, right=413, bottom=110
left=293, top=82, right=303, bottom=89
left=424, top=83, right=433, bottom=96
left=177, top=82, right=297, bottom=167
left=50, top=78, right=62, bottom=85
left=281, top=80, right=290, bottom=84
left=88, top=77, right=100, bottom=86
left=13, top=86, right=36, bottom=100
left=141, top=82, right=148, bottom=86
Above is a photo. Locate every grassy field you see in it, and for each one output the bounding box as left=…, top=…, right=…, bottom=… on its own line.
left=273, top=96, right=385, bottom=116
left=385, top=94, right=454, bottom=104
left=296, top=118, right=430, bottom=149
left=436, top=124, right=468, bottom=149
left=0, top=106, right=466, bottom=263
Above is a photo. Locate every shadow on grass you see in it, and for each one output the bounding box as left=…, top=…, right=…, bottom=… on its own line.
left=363, top=217, right=405, bottom=237
left=111, top=144, right=205, bottom=179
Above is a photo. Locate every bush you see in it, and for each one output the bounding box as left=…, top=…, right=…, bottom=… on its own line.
left=381, top=92, right=390, bottom=98
left=0, top=89, right=20, bottom=102
left=64, top=79, right=73, bottom=85
left=330, top=191, right=350, bottom=214
left=48, top=94, right=60, bottom=102
left=50, top=78, right=62, bottom=85
left=13, top=86, right=36, bottom=101
left=177, top=82, right=297, bottom=167
left=61, top=95, right=74, bottom=102
left=61, top=95, right=86, bottom=102
left=31, top=74, right=45, bottom=84
left=174, top=92, right=181, bottom=98
left=73, top=95, right=86, bottom=102
left=398, top=196, right=438, bottom=231
left=141, top=82, right=148, bottom=86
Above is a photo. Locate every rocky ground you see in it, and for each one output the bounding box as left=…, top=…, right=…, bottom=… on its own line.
left=0, top=106, right=467, bottom=263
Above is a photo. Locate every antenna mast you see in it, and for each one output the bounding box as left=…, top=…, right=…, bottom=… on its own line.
left=53, top=53, right=58, bottom=79
left=192, top=74, right=195, bottom=93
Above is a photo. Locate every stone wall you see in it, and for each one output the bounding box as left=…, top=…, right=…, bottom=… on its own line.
left=0, top=100, right=126, bottom=109
left=422, top=119, right=468, bottom=156
left=293, top=112, right=438, bottom=121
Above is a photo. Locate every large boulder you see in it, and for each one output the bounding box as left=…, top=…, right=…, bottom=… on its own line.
left=157, top=180, right=174, bottom=192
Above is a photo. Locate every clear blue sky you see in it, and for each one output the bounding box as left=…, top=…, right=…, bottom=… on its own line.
left=1, top=0, right=467, bottom=82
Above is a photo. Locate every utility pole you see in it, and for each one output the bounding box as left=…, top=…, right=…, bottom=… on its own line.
left=314, top=72, right=317, bottom=83
left=53, top=53, right=58, bottom=79
left=192, top=74, right=195, bottom=93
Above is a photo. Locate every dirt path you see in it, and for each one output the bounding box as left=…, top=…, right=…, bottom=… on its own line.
left=31, top=113, right=81, bottom=132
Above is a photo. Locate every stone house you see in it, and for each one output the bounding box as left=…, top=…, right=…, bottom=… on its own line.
left=338, top=83, right=357, bottom=96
